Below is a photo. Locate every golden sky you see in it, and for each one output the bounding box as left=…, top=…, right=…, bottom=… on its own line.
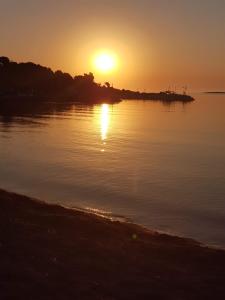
left=0, top=0, right=224, bottom=92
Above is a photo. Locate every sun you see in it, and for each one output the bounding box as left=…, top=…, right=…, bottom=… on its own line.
left=94, top=52, right=117, bottom=73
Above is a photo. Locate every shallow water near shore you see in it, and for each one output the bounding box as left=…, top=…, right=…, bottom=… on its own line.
left=0, top=93, right=225, bottom=247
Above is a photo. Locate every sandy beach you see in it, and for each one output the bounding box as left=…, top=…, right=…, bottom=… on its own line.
left=0, top=188, right=225, bottom=299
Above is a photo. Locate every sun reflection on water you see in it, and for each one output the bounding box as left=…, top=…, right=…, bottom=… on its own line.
left=101, top=104, right=110, bottom=141
left=100, top=104, right=110, bottom=152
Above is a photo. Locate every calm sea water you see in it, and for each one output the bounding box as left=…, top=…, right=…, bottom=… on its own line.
left=0, top=93, right=225, bottom=247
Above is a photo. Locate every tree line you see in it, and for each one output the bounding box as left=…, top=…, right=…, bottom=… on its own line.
left=0, top=57, right=194, bottom=103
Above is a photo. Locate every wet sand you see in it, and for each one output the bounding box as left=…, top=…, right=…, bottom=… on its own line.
left=0, top=189, right=225, bottom=299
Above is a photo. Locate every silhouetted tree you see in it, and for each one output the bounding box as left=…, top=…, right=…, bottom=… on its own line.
left=0, top=57, right=10, bottom=66
left=104, top=82, right=111, bottom=88
left=0, top=57, right=194, bottom=103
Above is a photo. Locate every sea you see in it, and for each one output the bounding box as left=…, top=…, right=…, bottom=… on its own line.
left=0, top=93, right=225, bottom=247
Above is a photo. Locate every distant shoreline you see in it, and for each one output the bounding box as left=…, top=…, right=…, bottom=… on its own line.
left=0, top=56, right=194, bottom=104
left=0, top=92, right=194, bottom=104
left=205, top=91, right=225, bottom=94
left=0, top=188, right=225, bottom=299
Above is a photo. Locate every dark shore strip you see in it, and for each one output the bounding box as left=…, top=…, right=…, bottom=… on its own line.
left=205, top=91, right=225, bottom=94
left=0, top=189, right=225, bottom=299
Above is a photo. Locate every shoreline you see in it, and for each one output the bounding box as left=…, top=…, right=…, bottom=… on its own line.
left=0, top=91, right=194, bottom=105
left=1, top=188, right=225, bottom=299
left=59, top=204, right=224, bottom=251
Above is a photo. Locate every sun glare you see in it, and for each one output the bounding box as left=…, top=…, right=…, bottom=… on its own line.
left=94, top=52, right=117, bottom=73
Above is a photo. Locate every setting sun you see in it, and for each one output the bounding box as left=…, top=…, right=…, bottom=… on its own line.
left=94, top=52, right=117, bottom=73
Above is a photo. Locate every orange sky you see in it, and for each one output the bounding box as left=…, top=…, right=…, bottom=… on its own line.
left=0, top=0, right=224, bottom=92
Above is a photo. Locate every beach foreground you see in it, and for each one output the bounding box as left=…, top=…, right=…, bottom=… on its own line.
left=0, top=189, right=225, bottom=299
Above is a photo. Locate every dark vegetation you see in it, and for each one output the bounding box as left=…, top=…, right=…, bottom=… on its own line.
left=0, top=57, right=194, bottom=103
left=0, top=189, right=225, bottom=300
